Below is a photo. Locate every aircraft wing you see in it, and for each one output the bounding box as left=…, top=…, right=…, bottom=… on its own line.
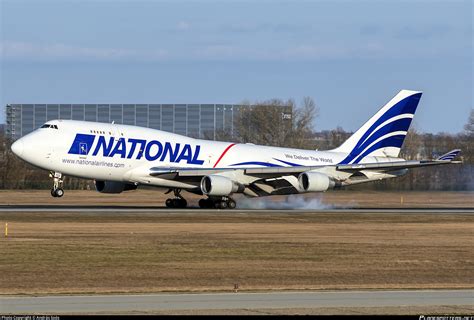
left=149, top=158, right=461, bottom=179
left=146, top=154, right=461, bottom=197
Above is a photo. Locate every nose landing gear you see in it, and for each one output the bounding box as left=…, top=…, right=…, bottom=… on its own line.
left=49, top=172, right=64, bottom=198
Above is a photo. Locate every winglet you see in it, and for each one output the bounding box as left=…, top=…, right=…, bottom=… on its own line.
left=436, top=149, right=461, bottom=161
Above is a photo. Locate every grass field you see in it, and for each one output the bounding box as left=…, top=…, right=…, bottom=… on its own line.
left=0, top=190, right=473, bottom=295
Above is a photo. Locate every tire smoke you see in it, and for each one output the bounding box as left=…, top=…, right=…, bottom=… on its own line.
left=236, top=194, right=334, bottom=210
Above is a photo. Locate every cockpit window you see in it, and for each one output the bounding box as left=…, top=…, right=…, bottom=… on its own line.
left=40, top=124, right=58, bottom=129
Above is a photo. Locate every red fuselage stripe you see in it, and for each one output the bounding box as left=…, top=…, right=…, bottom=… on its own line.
left=213, top=143, right=236, bottom=168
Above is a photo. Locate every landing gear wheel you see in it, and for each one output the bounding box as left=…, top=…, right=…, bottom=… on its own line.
left=199, top=199, right=210, bottom=209
left=202, top=197, right=237, bottom=209
left=55, top=188, right=64, bottom=198
left=51, top=189, right=57, bottom=197
left=227, top=199, right=236, bottom=209
left=165, top=189, right=188, bottom=208
left=172, top=198, right=187, bottom=208
left=216, top=201, right=228, bottom=209
left=172, top=199, right=179, bottom=208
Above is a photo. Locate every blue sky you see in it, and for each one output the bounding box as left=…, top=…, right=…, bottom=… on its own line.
left=1, top=0, right=472, bottom=133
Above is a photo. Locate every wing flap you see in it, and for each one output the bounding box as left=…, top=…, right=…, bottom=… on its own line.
left=244, top=166, right=323, bottom=177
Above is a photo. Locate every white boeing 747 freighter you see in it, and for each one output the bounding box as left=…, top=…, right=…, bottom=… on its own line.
left=11, top=90, right=461, bottom=209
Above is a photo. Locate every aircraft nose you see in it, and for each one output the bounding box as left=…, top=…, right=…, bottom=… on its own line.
left=11, top=139, right=24, bottom=157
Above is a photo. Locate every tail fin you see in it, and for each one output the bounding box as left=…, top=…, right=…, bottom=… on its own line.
left=436, top=149, right=461, bottom=161
left=335, top=90, right=422, bottom=164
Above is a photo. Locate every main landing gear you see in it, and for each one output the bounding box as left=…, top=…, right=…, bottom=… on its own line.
left=50, top=171, right=64, bottom=198
left=199, top=196, right=236, bottom=210
left=165, top=189, right=187, bottom=208
left=164, top=191, right=236, bottom=210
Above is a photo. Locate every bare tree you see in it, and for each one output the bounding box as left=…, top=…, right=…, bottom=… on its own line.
left=460, top=109, right=474, bottom=164
left=202, top=128, right=234, bottom=142
left=464, top=109, right=474, bottom=136
left=286, top=97, right=319, bottom=149
left=327, top=127, right=349, bottom=150
left=234, top=97, right=319, bottom=149
left=400, top=127, right=422, bottom=160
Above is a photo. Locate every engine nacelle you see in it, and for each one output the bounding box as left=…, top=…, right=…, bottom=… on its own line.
left=95, top=180, right=137, bottom=194
left=298, top=172, right=334, bottom=192
left=200, top=175, right=244, bottom=196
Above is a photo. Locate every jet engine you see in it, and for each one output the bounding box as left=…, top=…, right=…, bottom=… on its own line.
left=95, top=180, right=138, bottom=194
left=298, top=172, right=335, bottom=192
left=200, top=175, right=244, bottom=196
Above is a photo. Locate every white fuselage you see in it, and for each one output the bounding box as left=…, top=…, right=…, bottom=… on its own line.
left=13, top=119, right=403, bottom=192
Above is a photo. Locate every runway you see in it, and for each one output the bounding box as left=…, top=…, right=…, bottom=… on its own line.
left=0, top=205, right=473, bottom=214
left=1, top=290, right=473, bottom=314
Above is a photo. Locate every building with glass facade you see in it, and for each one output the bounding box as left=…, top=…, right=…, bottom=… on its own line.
left=5, top=103, right=251, bottom=141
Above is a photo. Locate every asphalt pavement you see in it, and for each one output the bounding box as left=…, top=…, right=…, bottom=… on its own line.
left=1, top=290, right=473, bottom=314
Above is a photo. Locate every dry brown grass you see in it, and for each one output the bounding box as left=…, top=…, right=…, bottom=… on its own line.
left=0, top=208, right=472, bottom=295
left=129, top=305, right=474, bottom=315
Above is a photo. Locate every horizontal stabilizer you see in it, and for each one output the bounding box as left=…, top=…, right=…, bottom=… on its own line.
left=436, top=149, right=461, bottom=161
left=335, top=159, right=454, bottom=172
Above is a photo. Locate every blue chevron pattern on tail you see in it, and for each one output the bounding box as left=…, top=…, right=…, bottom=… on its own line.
left=437, top=149, right=461, bottom=161
left=338, top=91, right=422, bottom=164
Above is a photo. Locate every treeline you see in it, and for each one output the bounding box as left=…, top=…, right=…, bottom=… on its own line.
left=0, top=101, right=472, bottom=191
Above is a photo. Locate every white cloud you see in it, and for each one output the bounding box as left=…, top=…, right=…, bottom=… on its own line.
left=0, top=39, right=459, bottom=63
left=194, top=44, right=360, bottom=61
left=0, top=42, right=168, bottom=61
